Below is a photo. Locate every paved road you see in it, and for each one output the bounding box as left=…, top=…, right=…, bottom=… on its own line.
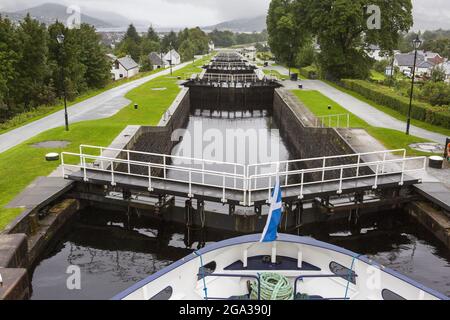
left=265, top=64, right=447, bottom=144
left=0, top=62, right=191, bottom=154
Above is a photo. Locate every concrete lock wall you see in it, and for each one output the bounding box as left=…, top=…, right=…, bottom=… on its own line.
left=272, top=89, right=371, bottom=180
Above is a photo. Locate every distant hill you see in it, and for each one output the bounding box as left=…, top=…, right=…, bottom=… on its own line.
left=204, top=15, right=267, bottom=33
left=3, top=3, right=114, bottom=28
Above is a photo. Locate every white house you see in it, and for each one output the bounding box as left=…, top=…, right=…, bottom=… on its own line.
left=367, top=45, right=384, bottom=61
left=149, top=52, right=167, bottom=70
left=443, top=61, right=450, bottom=83
left=111, top=55, right=140, bottom=81
left=163, top=49, right=181, bottom=66
left=208, top=41, right=215, bottom=52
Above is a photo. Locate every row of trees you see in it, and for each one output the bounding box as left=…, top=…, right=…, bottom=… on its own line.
left=115, top=25, right=210, bottom=70
left=267, top=0, right=414, bottom=80
left=208, top=30, right=268, bottom=48
left=398, top=30, right=450, bottom=59
left=0, top=14, right=111, bottom=122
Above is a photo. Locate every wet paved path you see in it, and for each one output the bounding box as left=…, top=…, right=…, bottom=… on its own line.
left=265, top=65, right=447, bottom=144
left=0, top=62, right=190, bottom=154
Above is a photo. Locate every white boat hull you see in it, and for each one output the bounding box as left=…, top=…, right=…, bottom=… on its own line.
left=113, top=234, right=448, bottom=301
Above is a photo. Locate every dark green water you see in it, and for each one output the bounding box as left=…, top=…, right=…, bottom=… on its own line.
left=30, top=207, right=450, bottom=300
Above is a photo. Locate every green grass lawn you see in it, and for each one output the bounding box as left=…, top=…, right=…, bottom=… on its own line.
left=0, top=56, right=211, bottom=230
left=324, top=80, right=450, bottom=137
left=263, top=69, right=285, bottom=80
left=0, top=68, right=167, bottom=135
left=370, top=70, right=385, bottom=81
left=291, top=90, right=436, bottom=157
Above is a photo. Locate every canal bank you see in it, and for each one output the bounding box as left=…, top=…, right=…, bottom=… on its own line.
left=1, top=51, right=450, bottom=300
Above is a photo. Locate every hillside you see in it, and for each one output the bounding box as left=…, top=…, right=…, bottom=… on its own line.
left=204, top=15, right=266, bottom=33
left=3, top=3, right=114, bottom=28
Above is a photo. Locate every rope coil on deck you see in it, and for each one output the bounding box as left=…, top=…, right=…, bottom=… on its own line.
left=250, top=273, right=294, bottom=300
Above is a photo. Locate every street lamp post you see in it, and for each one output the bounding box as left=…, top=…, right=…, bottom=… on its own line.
left=169, top=42, right=173, bottom=76
left=406, top=35, right=422, bottom=135
left=57, top=34, right=69, bottom=132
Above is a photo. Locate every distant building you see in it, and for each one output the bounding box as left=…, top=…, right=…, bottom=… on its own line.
left=106, top=53, right=117, bottom=61
left=208, top=41, right=215, bottom=52
left=366, top=45, right=384, bottom=61
left=163, top=49, right=181, bottom=66
left=442, top=61, right=450, bottom=83
left=149, top=52, right=167, bottom=70
left=111, top=55, right=140, bottom=81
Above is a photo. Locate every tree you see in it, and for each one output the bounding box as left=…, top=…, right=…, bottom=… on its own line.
left=124, top=24, right=141, bottom=44
left=422, top=38, right=450, bottom=59
left=14, top=14, right=53, bottom=109
left=48, top=22, right=87, bottom=100
left=268, top=0, right=414, bottom=80
left=146, top=26, right=160, bottom=42
left=116, top=24, right=143, bottom=61
left=267, top=0, right=306, bottom=71
left=420, top=81, right=450, bottom=106
left=75, top=24, right=111, bottom=89
left=161, top=31, right=178, bottom=52
left=431, top=65, right=447, bottom=83
left=178, top=40, right=195, bottom=61
left=209, top=29, right=235, bottom=47
left=296, top=39, right=316, bottom=68
left=0, top=16, right=19, bottom=119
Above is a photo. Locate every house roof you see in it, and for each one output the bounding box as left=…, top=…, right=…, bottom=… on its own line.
left=149, top=52, right=164, bottom=65
left=367, top=44, right=380, bottom=51
left=417, top=60, right=435, bottom=69
left=395, top=53, right=425, bottom=67
left=164, top=49, right=180, bottom=60
left=117, top=56, right=139, bottom=70
left=106, top=53, right=117, bottom=61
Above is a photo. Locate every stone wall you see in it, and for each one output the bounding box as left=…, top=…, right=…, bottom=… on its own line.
left=272, top=89, right=369, bottom=180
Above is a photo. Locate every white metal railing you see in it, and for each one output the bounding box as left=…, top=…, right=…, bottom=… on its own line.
left=61, top=147, right=426, bottom=206
left=203, top=73, right=258, bottom=83
left=315, top=114, right=350, bottom=128
left=62, top=148, right=247, bottom=205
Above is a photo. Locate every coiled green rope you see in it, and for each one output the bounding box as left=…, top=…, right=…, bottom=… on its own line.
left=250, top=273, right=294, bottom=300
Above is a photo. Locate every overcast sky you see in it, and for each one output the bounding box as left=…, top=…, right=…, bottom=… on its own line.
left=0, top=0, right=449, bottom=29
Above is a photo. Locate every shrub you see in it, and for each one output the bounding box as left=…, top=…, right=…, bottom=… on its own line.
left=299, top=65, right=318, bottom=79
left=340, top=79, right=450, bottom=128
left=420, top=82, right=450, bottom=106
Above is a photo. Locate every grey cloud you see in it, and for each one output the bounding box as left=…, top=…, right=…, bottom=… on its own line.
left=1, top=0, right=449, bottom=30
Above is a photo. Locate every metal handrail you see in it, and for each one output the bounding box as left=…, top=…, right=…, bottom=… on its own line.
left=294, top=274, right=357, bottom=300
left=247, top=156, right=426, bottom=203
left=199, top=273, right=261, bottom=301
left=80, top=144, right=245, bottom=170
left=315, top=114, right=350, bottom=128
left=61, top=146, right=426, bottom=206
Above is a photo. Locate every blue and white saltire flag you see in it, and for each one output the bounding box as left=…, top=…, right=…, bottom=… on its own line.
left=260, top=170, right=282, bottom=243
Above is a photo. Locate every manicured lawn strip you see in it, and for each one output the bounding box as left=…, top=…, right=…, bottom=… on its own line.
left=263, top=69, right=285, bottom=79
left=0, top=57, right=210, bottom=230
left=370, top=70, right=385, bottom=81
left=324, top=80, right=450, bottom=137
left=290, top=90, right=435, bottom=157
left=0, top=68, right=165, bottom=135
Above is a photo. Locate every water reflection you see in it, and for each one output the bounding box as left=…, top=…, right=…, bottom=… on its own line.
left=31, top=208, right=450, bottom=299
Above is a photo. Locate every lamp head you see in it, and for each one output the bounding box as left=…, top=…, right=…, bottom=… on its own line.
left=413, top=35, right=422, bottom=50
left=56, top=34, right=65, bottom=44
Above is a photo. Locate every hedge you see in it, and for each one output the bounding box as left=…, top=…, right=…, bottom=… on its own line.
left=299, top=65, right=318, bottom=79
left=340, top=79, right=450, bottom=128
